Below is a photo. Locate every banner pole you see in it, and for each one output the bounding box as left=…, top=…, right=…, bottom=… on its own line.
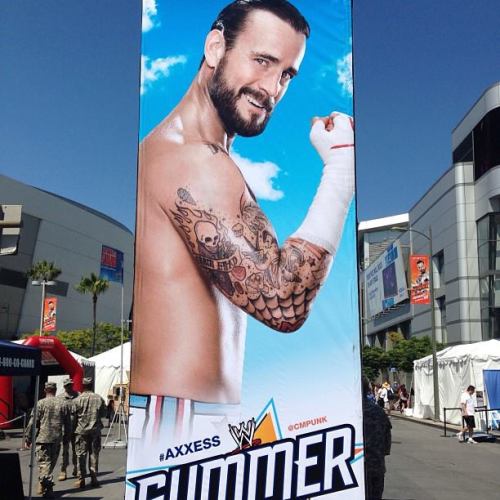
left=119, top=278, right=124, bottom=441
left=28, top=377, right=40, bottom=500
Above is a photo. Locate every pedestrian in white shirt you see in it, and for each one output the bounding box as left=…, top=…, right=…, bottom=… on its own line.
left=458, top=385, right=477, bottom=444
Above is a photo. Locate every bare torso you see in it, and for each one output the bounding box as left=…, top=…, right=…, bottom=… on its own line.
left=131, top=115, right=247, bottom=404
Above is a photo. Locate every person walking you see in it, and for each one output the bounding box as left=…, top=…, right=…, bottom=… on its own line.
left=57, top=378, right=79, bottom=480
left=458, top=385, right=477, bottom=444
left=397, top=384, right=409, bottom=413
left=73, top=377, right=107, bottom=488
left=26, top=381, right=70, bottom=498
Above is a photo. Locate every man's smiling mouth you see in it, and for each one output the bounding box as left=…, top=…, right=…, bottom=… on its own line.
left=245, top=94, right=266, bottom=110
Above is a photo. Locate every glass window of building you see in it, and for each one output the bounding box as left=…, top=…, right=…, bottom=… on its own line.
left=477, top=213, right=500, bottom=339
left=473, top=107, right=500, bottom=181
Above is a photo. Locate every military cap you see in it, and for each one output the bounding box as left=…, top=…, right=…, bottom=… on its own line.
left=44, top=381, right=57, bottom=390
left=63, top=378, right=73, bottom=386
left=82, top=377, right=93, bottom=385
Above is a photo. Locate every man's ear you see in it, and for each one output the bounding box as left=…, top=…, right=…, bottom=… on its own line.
left=204, top=30, right=226, bottom=68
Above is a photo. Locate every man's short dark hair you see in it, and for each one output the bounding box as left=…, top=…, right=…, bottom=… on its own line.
left=212, top=0, right=310, bottom=49
left=416, top=259, right=424, bottom=266
left=467, top=385, right=475, bottom=392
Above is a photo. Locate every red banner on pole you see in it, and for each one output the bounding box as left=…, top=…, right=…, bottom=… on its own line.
left=43, top=297, right=57, bottom=332
left=410, top=255, right=430, bottom=304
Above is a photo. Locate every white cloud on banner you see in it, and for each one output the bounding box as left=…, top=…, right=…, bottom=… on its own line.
left=142, top=0, right=159, bottom=32
left=336, top=52, right=353, bottom=96
left=141, top=55, right=187, bottom=94
left=231, top=151, right=284, bottom=201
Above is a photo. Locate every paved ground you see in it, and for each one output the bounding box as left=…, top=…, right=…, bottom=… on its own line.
left=1, top=426, right=126, bottom=499
left=2, top=416, right=500, bottom=499
left=384, top=417, right=500, bottom=500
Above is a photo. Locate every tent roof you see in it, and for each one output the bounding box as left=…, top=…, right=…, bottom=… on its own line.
left=414, top=339, right=500, bottom=367
left=0, top=339, right=41, bottom=375
left=13, top=339, right=94, bottom=367
left=89, top=341, right=131, bottom=369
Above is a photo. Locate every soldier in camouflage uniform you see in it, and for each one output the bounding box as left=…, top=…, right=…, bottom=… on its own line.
left=73, top=377, right=107, bottom=488
left=57, top=378, right=79, bottom=481
left=362, top=376, right=392, bottom=500
left=26, top=381, right=70, bottom=498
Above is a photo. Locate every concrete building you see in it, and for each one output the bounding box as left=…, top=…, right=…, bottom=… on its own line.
left=360, top=82, right=500, bottom=347
left=0, top=174, right=134, bottom=338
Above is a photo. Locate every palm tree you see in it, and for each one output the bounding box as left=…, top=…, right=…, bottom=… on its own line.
left=27, top=260, right=61, bottom=282
left=76, top=273, right=110, bottom=356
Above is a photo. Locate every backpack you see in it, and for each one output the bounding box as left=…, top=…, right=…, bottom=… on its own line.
left=387, top=388, right=396, bottom=401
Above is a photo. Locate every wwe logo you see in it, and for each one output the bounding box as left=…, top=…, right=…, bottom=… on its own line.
left=228, top=418, right=256, bottom=450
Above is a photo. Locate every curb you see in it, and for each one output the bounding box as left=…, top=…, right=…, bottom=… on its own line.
left=389, top=413, right=453, bottom=432
left=390, top=414, right=500, bottom=443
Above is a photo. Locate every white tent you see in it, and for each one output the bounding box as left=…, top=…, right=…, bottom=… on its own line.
left=89, top=341, right=131, bottom=399
left=413, top=339, right=500, bottom=424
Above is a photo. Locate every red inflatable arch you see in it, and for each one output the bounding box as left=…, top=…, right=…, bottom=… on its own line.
left=23, top=336, right=83, bottom=392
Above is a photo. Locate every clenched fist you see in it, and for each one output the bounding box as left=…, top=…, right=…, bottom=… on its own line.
left=310, top=112, right=354, bottom=165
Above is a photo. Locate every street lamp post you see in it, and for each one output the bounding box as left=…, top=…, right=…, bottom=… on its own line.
left=28, top=278, right=55, bottom=499
left=391, top=226, right=440, bottom=421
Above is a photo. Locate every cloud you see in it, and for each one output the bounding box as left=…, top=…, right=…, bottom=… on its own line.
left=231, top=151, right=284, bottom=201
left=141, top=55, right=187, bottom=94
left=142, top=0, right=159, bottom=32
left=336, top=52, right=353, bottom=96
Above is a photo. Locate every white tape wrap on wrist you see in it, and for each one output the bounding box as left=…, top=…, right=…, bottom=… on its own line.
left=292, top=113, right=355, bottom=255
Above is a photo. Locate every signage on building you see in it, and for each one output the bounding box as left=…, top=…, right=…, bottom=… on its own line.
left=100, top=245, right=124, bottom=283
left=365, top=240, right=408, bottom=317
left=410, top=254, right=430, bottom=304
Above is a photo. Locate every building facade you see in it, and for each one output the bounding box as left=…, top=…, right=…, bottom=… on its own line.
left=360, top=82, right=500, bottom=347
left=0, top=174, right=134, bottom=338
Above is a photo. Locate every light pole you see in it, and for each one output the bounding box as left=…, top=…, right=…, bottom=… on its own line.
left=28, top=278, right=54, bottom=499
left=391, top=226, right=440, bottom=421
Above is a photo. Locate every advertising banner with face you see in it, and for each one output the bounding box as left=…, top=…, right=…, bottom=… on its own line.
left=43, top=297, right=57, bottom=332
left=127, top=1, right=363, bottom=498
left=410, top=255, right=430, bottom=304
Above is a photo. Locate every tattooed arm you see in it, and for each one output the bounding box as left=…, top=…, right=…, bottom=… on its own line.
left=167, top=157, right=332, bottom=333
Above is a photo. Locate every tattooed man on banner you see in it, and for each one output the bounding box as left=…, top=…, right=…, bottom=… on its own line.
left=131, top=0, right=355, bottom=441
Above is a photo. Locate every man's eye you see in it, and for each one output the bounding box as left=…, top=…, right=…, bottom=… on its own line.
left=255, top=58, right=268, bottom=66
left=281, top=71, right=292, bottom=82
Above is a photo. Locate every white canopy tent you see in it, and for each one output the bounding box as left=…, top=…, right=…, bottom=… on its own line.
left=413, top=339, right=500, bottom=424
left=89, top=341, right=131, bottom=399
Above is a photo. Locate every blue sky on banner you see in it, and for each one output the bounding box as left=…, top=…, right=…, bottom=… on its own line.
left=139, top=0, right=352, bottom=242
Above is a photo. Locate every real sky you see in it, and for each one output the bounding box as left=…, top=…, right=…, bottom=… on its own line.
left=1, top=0, right=499, bottom=230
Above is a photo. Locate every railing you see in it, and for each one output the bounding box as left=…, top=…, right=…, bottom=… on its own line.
left=443, top=406, right=500, bottom=437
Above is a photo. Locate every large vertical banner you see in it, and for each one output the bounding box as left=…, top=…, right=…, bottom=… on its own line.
left=127, top=1, right=363, bottom=498
left=410, top=254, right=430, bottom=304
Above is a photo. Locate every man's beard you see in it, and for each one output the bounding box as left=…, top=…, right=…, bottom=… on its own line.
left=208, top=58, right=274, bottom=137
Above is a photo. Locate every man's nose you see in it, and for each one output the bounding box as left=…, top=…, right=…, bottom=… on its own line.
left=259, top=72, right=282, bottom=99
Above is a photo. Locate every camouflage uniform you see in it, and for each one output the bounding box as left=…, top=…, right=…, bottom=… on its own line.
left=73, top=386, right=106, bottom=486
left=57, top=386, right=79, bottom=478
left=363, top=398, right=392, bottom=500
left=26, top=389, right=70, bottom=495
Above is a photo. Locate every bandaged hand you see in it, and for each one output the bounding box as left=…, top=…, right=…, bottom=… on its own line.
left=310, top=112, right=354, bottom=164
left=292, top=112, right=355, bottom=255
